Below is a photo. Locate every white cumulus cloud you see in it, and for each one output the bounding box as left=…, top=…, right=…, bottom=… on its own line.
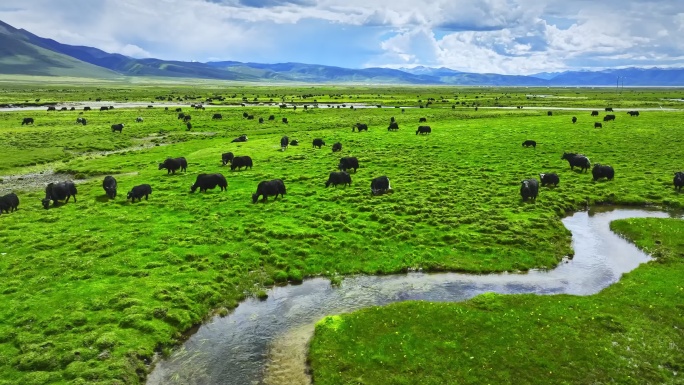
left=0, top=0, right=682, bottom=74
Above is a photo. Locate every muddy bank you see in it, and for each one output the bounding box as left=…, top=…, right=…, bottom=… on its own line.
left=0, top=170, right=74, bottom=192
left=0, top=170, right=140, bottom=193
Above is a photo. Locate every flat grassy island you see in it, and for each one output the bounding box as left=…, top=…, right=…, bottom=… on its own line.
left=0, top=84, right=681, bottom=384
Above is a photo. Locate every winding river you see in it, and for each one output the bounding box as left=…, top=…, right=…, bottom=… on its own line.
left=146, top=208, right=681, bottom=385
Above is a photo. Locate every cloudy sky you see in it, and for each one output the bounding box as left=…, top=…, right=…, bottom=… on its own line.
left=1, top=0, right=683, bottom=74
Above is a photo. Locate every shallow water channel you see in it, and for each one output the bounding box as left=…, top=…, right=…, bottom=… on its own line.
left=146, top=208, right=681, bottom=385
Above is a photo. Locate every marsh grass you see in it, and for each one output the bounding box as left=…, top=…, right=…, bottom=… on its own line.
left=0, top=85, right=682, bottom=384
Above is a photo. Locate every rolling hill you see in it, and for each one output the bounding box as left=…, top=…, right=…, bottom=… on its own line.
left=1, top=19, right=683, bottom=85
left=0, top=21, right=119, bottom=78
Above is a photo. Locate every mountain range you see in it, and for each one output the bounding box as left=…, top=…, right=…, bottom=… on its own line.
left=1, top=19, right=683, bottom=86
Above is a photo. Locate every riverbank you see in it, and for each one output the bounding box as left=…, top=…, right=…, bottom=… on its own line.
left=146, top=208, right=680, bottom=384
left=309, top=216, right=684, bottom=384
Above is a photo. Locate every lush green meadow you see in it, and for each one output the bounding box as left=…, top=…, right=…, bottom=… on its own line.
left=0, top=85, right=682, bottom=384
left=310, top=217, right=684, bottom=385
left=1, top=80, right=684, bottom=109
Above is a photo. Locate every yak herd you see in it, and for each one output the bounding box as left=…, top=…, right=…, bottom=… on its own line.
left=2, top=105, right=682, bottom=215
left=520, top=151, right=617, bottom=202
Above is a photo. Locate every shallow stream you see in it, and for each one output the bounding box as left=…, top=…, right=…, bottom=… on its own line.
left=147, top=208, right=680, bottom=385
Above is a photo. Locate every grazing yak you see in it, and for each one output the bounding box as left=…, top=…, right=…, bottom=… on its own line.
left=520, top=179, right=539, bottom=202
left=0, top=193, right=19, bottom=214
left=628, top=111, right=640, bottom=117
left=42, top=181, right=77, bottom=209
left=183, top=115, right=192, bottom=123
left=83, top=106, right=92, bottom=111
left=252, top=179, right=286, bottom=203
left=603, top=114, right=616, bottom=122
left=353, top=123, right=368, bottom=132
left=605, top=107, right=613, bottom=112
left=268, top=115, right=275, bottom=121
left=158, top=157, right=187, bottom=174
left=326, top=171, right=352, bottom=188
left=178, top=113, right=185, bottom=120
left=594, top=122, right=603, bottom=128
left=191, top=173, right=227, bottom=193
left=370, top=176, right=391, bottom=196
left=282, top=117, right=288, bottom=124
left=21, top=117, right=34, bottom=125
left=47, top=106, right=56, bottom=111
left=416, top=126, right=431, bottom=135
left=136, top=117, right=143, bottom=122
left=332, top=142, right=342, bottom=152
left=561, top=152, right=591, bottom=172
left=339, top=157, right=359, bottom=173
left=313, top=138, right=326, bottom=149
left=232, top=134, right=248, bottom=143
left=102, top=176, right=117, bottom=199
left=258, top=117, right=264, bottom=123
left=222, top=152, right=234, bottom=165
left=290, top=139, right=299, bottom=146
left=127, top=184, right=152, bottom=202
left=247, top=115, right=254, bottom=120
left=100, top=106, right=109, bottom=111
left=522, top=140, right=536, bottom=148
left=231, top=156, right=253, bottom=171
left=281, top=136, right=289, bottom=151
left=186, top=122, right=192, bottom=131
left=547, top=111, right=553, bottom=116
left=572, top=116, right=577, bottom=124
left=175, top=108, right=182, bottom=112
left=592, top=164, right=615, bottom=181
left=111, top=123, right=124, bottom=133
left=674, top=172, right=684, bottom=191
left=419, top=117, right=427, bottom=123
left=539, top=173, right=560, bottom=187
left=591, top=110, right=599, bottom=116
left=388, top=122, right=399, bottom=131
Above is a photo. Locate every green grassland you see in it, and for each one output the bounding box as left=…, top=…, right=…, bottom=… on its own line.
left=0, top=86, right=682, bottom=384
left=310, top=217, right=684, bottom=385
left=0, top=82, right=683, bottom=109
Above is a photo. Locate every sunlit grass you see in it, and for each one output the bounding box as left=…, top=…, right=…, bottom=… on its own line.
left=309, top=217, right=684, bottom=384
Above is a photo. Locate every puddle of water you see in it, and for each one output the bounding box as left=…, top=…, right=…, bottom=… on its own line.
left=146, top=208, right=681, bottom=385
